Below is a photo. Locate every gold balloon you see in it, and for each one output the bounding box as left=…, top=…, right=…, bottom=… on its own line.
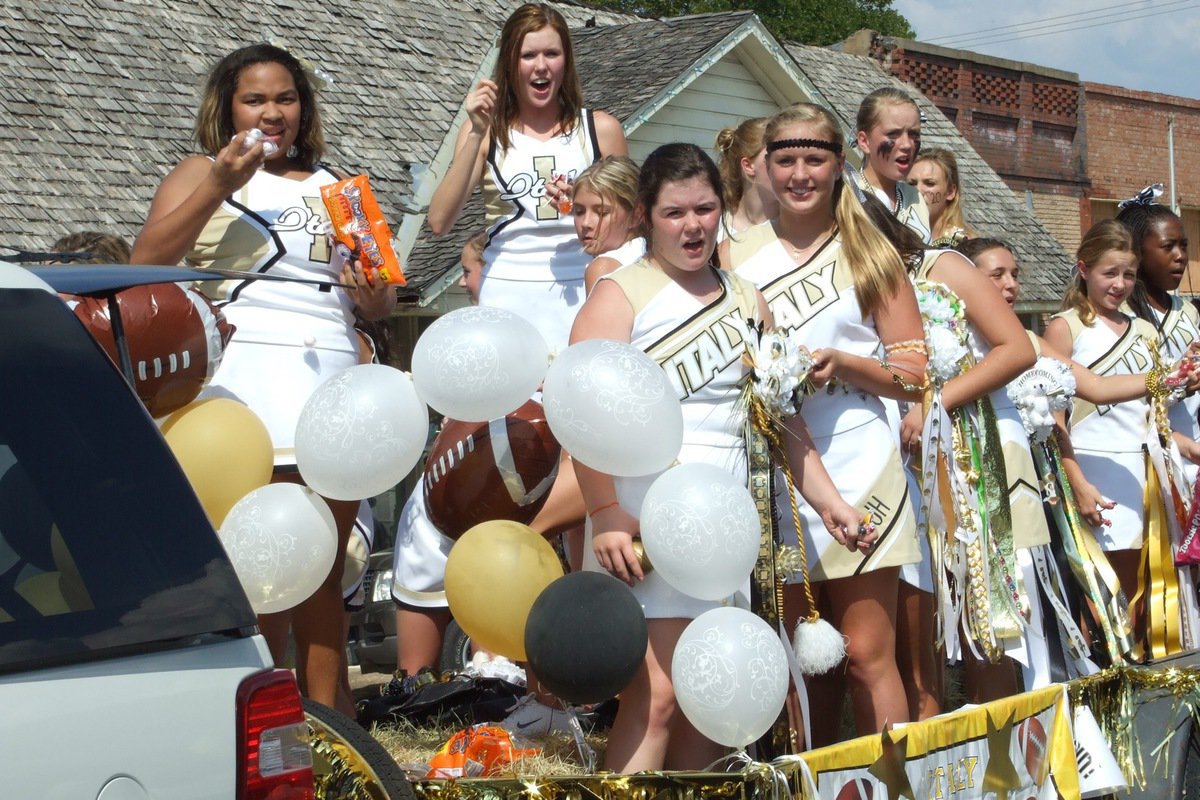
left=444, top=520, right=565, bottom=661
left=161, top=398, right=273, bottom=526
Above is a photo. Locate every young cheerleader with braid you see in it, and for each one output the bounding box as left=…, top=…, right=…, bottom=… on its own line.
left=1045, top=221, right=1200, bottom=661
left=728, top=104, right=928, bottom=743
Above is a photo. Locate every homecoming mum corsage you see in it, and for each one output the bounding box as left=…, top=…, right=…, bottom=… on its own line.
left=742, top=321, right=847, bottom=675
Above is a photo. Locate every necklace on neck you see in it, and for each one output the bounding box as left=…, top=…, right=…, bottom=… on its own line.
left=781, top=225, right=836, bottom=261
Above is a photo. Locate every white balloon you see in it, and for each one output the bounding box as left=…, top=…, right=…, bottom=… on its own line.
left=671, top=607, right=789, bottom=748
left=542, top=339, right=682, bottom=477
left=218, top=484, right=338, bottom=615
left=411, top=306, right=549, bottom=422
left=640, top=463, right=760, bottom=601
left=295, top=364, right=429, bottom=501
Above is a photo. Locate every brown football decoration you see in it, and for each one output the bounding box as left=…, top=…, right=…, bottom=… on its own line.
left=1017, top=715, right=1048, bottom=781
left=424, top=399, right=561, bottom=540
left=63, top=284, right=233, bottom=418
left=833, top=776, right=874, bottom=800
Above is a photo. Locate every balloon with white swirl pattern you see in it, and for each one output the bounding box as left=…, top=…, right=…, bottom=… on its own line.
left=640, top=462, right=760, bottom=601
left=295, top=364, right=429, bottom=501
left=411, top=306, right=550, bottom=422
left=218, top=483, right=338, bottom=614
left=542, top=339, right=683, bottom=477
left=671, top=607, right=789, bottom=748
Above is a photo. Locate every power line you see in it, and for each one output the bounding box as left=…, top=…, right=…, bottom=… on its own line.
left=938, top=2, right=1200, bottom=50
left=925, top=0, right=1187, bottom=44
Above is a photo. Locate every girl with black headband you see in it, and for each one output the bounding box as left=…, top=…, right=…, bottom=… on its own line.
left=729, top=103, right=927, bottom=744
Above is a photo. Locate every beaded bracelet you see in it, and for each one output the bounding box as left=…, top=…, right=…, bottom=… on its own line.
left=884, top=338, right=928, bottom=356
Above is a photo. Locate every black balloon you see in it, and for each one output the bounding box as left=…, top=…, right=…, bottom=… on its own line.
left=524, top=571, right=647, bottom=706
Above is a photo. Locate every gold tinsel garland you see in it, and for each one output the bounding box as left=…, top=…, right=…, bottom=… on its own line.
left=1068, top=665, right=1200, bottom=788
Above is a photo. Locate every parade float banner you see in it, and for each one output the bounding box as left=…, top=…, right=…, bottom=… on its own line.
left=800, top=685, right=1079, bottom=800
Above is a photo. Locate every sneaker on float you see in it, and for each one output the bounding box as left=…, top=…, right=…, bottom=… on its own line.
left=498, top=693, right=575, bottom=737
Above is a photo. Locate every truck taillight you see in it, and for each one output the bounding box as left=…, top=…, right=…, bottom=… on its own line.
left=236, top=669, right=314, bottom=800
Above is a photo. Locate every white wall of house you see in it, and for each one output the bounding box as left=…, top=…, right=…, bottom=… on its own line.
left=628, top=54, right=791, bottom=162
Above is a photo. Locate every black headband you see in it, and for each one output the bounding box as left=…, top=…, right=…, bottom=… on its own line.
left=766, top=138, right=842, bottom=155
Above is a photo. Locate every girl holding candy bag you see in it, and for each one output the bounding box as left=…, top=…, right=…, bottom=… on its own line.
left=131, top=43, right=395, bottom=713
left=428, top=2, right=627, bottom=353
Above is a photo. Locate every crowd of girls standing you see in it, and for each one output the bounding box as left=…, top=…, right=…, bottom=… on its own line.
left=140, top=1, right=1200, bottom=768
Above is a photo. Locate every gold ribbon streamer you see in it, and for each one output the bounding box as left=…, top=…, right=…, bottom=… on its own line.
left=1133, top=452, right=1184, bottom=659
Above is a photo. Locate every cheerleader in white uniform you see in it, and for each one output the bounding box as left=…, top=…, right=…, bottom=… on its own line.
left=1046, top=221, right=1200, bottom=658
left=729, top=105, right=929, bottom=743
left=1118, top=193, right=1200, bottom=485
left=572, top=143, right=860, bottom=772
left=853, top=87, right=931, bottom=244
left=888, top=231, right=1036, bottom=705
left=132, top=44, right=395, bottom=714
left=427, top=3, right=627, bottom=354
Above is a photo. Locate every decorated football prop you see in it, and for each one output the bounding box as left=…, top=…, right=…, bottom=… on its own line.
left=1017, top=715, right=1049, bottom=782
left=64, top=284, right=233, bottom=418
left=833, top=777, right=875, bottom=800
left=424, top=399, right=561, bottom=540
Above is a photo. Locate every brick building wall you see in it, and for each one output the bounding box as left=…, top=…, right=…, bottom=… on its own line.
left=1084, top=83, right=1200, bottom=293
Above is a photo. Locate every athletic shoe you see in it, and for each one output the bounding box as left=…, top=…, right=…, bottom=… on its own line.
left=498, top=693, right=575, bottom=737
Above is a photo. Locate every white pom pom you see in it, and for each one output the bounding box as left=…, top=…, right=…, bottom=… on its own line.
left=793, top=616, right=847, bottom=675
left=261, top=140, right=279, bottom=157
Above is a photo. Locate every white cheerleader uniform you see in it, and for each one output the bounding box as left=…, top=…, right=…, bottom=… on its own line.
left=1054, top=308, right=1158, bottom=551
left=478, top=111, right=602, bottom=353
left=581, top=260, right=759, bottom=618
left=1151, top=297, right=1200, bottom=487
left=732, top=224, right=919, bottom=581
left=595, top=237, right=646, bottom=273
left=189, top=166, right=358, bottom=466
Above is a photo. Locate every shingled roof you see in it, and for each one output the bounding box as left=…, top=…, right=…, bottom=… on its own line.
left=0, top=0, right=627, bottom=298
left=0, top=2, right=1067, bottom=310
left=790, top=43, right=1073, bottom=309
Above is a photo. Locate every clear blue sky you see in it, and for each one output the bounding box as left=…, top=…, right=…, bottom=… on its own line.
left=892, top=0, right=1200, bottom=99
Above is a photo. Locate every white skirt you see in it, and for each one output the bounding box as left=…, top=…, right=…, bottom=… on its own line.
left=781, top=414, right=919, bottom=583
left=198, top=338, right=358, bottom=466
left=390, top=485, right=454, bottom=609
left=1073, top=448, right=1145, bottom=551
left=477, top=273, right=585, bottom=356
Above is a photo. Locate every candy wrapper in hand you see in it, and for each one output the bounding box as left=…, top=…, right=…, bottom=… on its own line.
left=321, top=174, right=407, bottom=285
left=235, top=128, right=278, bottom=157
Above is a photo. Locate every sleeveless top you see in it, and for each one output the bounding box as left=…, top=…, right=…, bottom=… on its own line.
left=604, top=259, right=760, bottom=449
left=187, top=165, right=356, bottom=352
left=1053, top=308, right=1157, bottom=453
left=732, top=224, right=885, bottom=435
left=481, top=110, right=601, bottom=283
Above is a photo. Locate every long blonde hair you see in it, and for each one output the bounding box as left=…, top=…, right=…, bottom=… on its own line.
left=765, top=104, right=907, bottom=317
left=715, top=117, right=767, bottom=213
left=491, top=4, right=583, bottom=153
left=913, top=148, right=972, bottom=238
left=1061, top=220, right=1135, bottom=327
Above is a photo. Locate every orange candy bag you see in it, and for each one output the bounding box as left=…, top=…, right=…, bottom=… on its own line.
left=320, top=174, right=407, bottom=285
left=425, top=724, right=540, bottom=779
